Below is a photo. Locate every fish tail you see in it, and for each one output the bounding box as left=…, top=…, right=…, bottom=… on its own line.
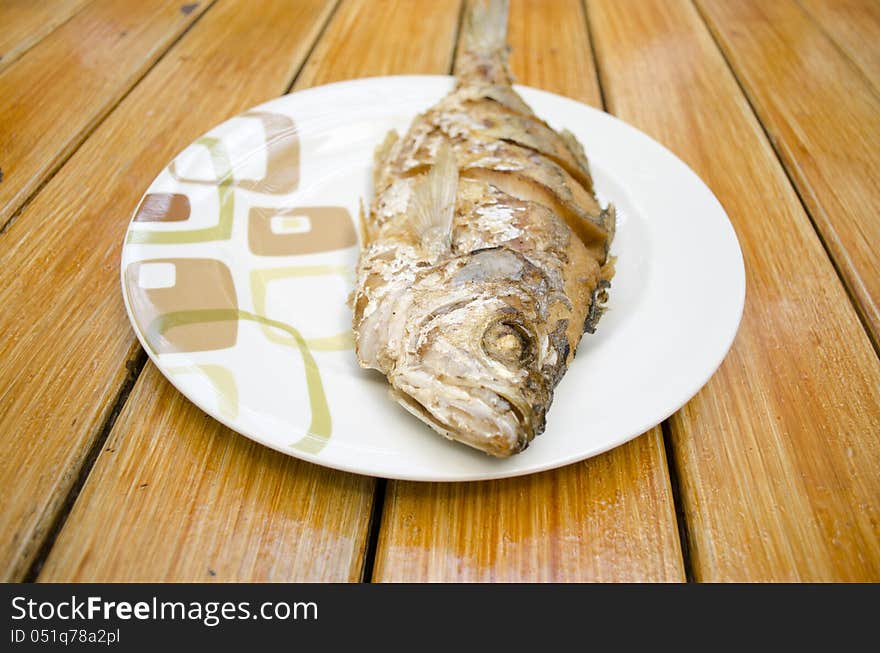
left=454, top=0, right=512, bottom=86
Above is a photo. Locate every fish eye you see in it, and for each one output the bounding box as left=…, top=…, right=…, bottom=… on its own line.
left=482, top=319, right=535, bottom=367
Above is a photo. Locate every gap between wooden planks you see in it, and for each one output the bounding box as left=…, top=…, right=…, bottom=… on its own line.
left=372, top=0, right=685, bottom=583
left=36, top=0, right=465, bottom=583
left=0, top=0, right=215, bottom=232
left=589, top=0, right=880, bottom=581
left=0, top=0, right=339, bottom=582
left=696, top=0, right=880, bottom=354
left=0, top=0, right=92, bottom=74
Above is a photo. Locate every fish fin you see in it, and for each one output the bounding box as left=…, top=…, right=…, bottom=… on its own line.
left=455, top=0, right=512, bottom=86
left=358, top=198, right=371, bottom=247
left=408, top=142, right=458, bottom=251
left=600, top=203, right=616, bottom=258
left=559, top=128, right=595, bottom=194
left=600, top=255, right=617, bottom=283
left=584, top=278, right=611, bottom=335
left=583, top=257, right=616, bottom=334
left=373, top=129, right=399, bottom=188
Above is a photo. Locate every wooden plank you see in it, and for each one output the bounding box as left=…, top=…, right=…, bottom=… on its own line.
left=0, top=0, right=214, bottom=230
left=0, top=0, right=92, bottom=73
left=589, top=0, right=880, bottom=581
left=373, top=0, right=685, bottom=583
left=0, top=0, right=337, bottom=582
left=506, top=0, right=599, bottom=102
left=38, top=365, right=374, bottom=582
left=37, top=0, right=464, bottom=582
left=376, top=437, right=683, bottom=582
left=295, top=0, right=462, bottom=87
left=697, top=0, right=880, bottom=353
left=799, top=0, right=880, bottom=90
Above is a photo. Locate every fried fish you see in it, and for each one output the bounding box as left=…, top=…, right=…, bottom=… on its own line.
left=351, top=0, right=615, bottom=457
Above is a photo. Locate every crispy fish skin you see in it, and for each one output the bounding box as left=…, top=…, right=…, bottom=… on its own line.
left=352, top=0, right=615, bottom=457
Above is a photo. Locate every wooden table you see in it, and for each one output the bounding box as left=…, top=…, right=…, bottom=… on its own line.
left=2, top=0, right=878, bottom=583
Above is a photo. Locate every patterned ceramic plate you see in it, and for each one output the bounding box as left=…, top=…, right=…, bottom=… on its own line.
left=121, top=76, right=745, bottom=481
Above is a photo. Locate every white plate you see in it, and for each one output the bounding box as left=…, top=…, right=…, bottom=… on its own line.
left=121, top=76, right=745, bottom=481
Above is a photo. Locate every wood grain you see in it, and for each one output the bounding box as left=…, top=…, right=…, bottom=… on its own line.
left=0, top=0, right=91, bottom=73
left=589, top=0, right=880, bottom=581
left=0, top=0, right=337, bottom=582
left=373, top=0, right=685, bottom=583
left=38, top=365, right=375, bottom=582
left=798, top=0, right=880, bottom=90
left=506, top=0, right=599, bottom=103
left=697, top=0, right=880, bottom=353
left=38, top=0, right=464, bottom=582
left=296, top=0, right=462, bottom=87
left=0, top=0, right=213, bottom=230
left=376, top=436, right=683, bottom=582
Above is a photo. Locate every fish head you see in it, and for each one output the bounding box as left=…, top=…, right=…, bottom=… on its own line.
left=390, top=247, right=558, bottom=457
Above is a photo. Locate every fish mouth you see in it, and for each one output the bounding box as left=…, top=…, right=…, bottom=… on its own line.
left=389, top=386, right=531, bottom=458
